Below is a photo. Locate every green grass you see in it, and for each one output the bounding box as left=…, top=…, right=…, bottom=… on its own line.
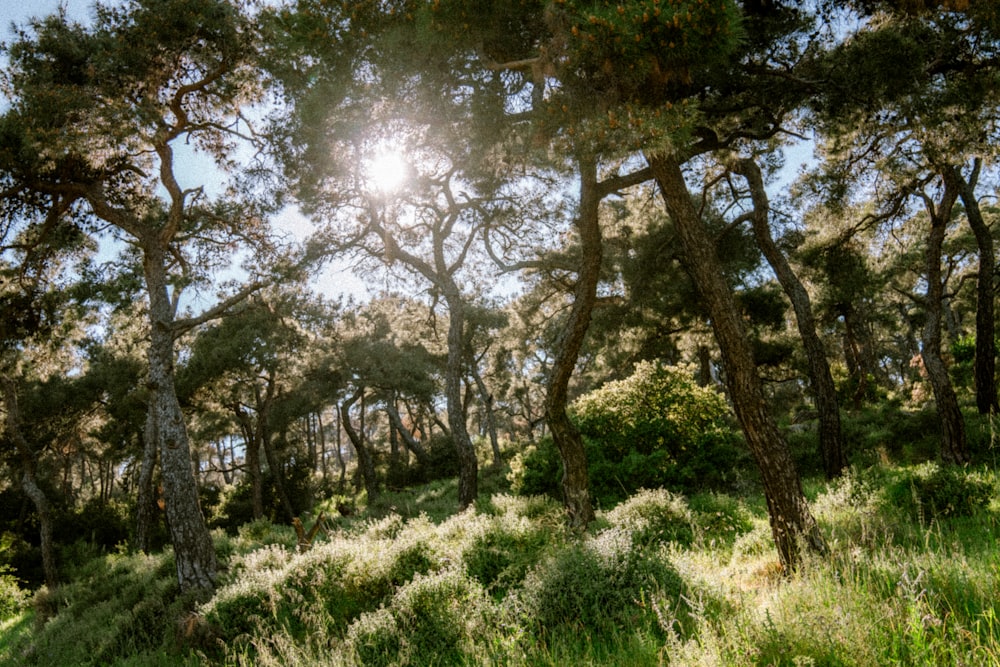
left=3, top=463, right=1000, bottom=665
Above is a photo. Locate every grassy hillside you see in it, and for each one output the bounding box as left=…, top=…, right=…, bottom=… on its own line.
left=2, top=462, right=999, bottom=666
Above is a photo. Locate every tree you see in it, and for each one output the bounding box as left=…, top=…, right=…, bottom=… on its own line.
left=730, top=156, right=846, bottom=479
left=0, top=0, right=285, bottom=592
left=405, top=0, right=829, bottom=563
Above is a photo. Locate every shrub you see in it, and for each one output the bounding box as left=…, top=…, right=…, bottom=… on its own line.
left=602, top=488, right=694, bottom=548
left=514, top=528, right=686, bottom=636
left=885, top=463, right=994, bottom=520
left=462, top=513, right=552, bottom=597
left=0, top=565, right=26, bottom=620
left=572, top=361, right=743, bottom=503
left=687, top=492, right=754, bottom=546
left=507, top=437, right=562, bottom=499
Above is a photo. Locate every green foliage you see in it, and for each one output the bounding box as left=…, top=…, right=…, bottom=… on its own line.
left=885, top=463, right=994, bottom=520
left=572, top=361, right=743, bottom=502
left=461, top=512, right=553, bottom=598
left=347, top=569, right=492, bottom=666
left=9, top=468, right=1000, bottom=666
left=0, top=566, right=26, bottom=620
left=4, top=549, right=191, bottom=666
left=507, top=436, right=562, bottom=498
left=514, top=527, right=687, bottom=636
left=602, top=488, right=694, bottom=548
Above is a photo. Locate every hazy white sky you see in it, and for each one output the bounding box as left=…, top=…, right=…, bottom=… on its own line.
left=1, top=1, right=97, bottom=41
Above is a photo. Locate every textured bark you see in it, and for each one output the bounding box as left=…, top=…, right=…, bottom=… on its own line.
left=650, top=154, right=825, bottom=570
left=444, top=294, right=479, bottom=509
left=340, top=390, right=379, bottom=501
left=135, top=407, right=159, bottom=554
left=2, top=378, right=58, bottom=589
left=385, top=402, right=430, bottom=466
left=544, top=153, right=600, bottom=530
left=143, top=244, right=217, bottom=592
left=952, top=161, right=998, bottom=415
left=733, top=158, right=846, bottom=479
left=920, top=175, right=969, bottom=463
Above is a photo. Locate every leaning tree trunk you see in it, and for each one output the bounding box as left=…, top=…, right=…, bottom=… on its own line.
left=1, top=378, right=58, bottom=589
left=340, top=389, right=379, bottom=501
left=544, top=153, right=600, bottom=530
left=443, top=292, right=479, bottom=509
left=143, top=244, right=217, bottom=593
left=734, top=157, right=846, bottom=479
left=386, top=401, right=430, bottom=466
left=921, top=174, right=969, bottom=464
left=952, top=161, right=998, bottom=415
left=650, top=154, right=825, bottom=570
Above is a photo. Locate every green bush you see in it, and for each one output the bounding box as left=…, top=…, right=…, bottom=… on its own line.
left=462, top=514, right=552, bottom=598
left=507, top=437, right=562, bottom=498
left=573, top=361, right=743, bottom=502
left=885, top=463, right=994, bottom=520
left=687, top=492, right=754, bottom=546
left=514, top=528, right=686, bottom=636
left=602, top=488, right=694, bottom=548
left=0, top=565, right=26, bottom=620
left=509, top=362, right=744, bottom=507
left=346, top=569, right=491, bottom=667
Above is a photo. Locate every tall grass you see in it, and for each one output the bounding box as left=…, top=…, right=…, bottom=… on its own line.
left=2, top=463, right=999, bottom=665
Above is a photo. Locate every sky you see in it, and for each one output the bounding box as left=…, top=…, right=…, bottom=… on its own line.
left=1, top=0, right=96, bottom=41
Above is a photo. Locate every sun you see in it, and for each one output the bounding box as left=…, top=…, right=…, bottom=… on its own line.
left=367, top=148, right=409, bottom=193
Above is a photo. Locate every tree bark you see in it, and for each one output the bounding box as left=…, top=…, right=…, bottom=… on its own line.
left=544, top=153, right=600, bottom=529
left=1, top=378, right=58, bottom=589
left=340, top=389, right=379, bottom=501
left=143, top=243, right=217, bottom=592
left=921, top=173, right=969, bottom=463
left=385, top=401, right=430, bottom=466
left=952, top=160, right=998, bottom=415
left=732, top=157, right=846, bottom=479
left=135, top=406, right=159, bottom=554
left=471, top=365, right=503, bottom=467
left=444, top=293, right=479, bottom=509
left=649, top=153, right=825, bottom=570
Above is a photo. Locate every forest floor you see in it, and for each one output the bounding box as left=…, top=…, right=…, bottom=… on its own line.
left=2, top=461, right=999, bottom=666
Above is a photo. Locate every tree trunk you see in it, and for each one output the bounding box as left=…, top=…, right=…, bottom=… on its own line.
left=733, top=157, right=846, bottom=479
left=471, top=365, right=503, bottom=467
left=544, top=153, right=600, bottom=529
left=952, top=160, right=998, bottom=415
left=444, top=293, right=479, bottom=509
left=1, top=378, right=58, bottom=589
left=136, top=406, right=159, bottom=554
left=335, top=411, right=346, bottom=491
left=340, top=389, right=379, bottom=501
left=317, top=411, right=328, bottom=483
left=234, top=405, right=264, bottom=520
left=143, top=244, right=217, bottom=592
left=921, top=174, right=969, bottom=463
left=385, top=402, right=431, bottom=466
left=649, top=154, right=825, bottom=570
left=256, top=379, right=296, bottom=523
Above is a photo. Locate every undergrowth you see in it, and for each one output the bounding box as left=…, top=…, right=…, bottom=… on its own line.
left=2, top=463, right=999, bottom=665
